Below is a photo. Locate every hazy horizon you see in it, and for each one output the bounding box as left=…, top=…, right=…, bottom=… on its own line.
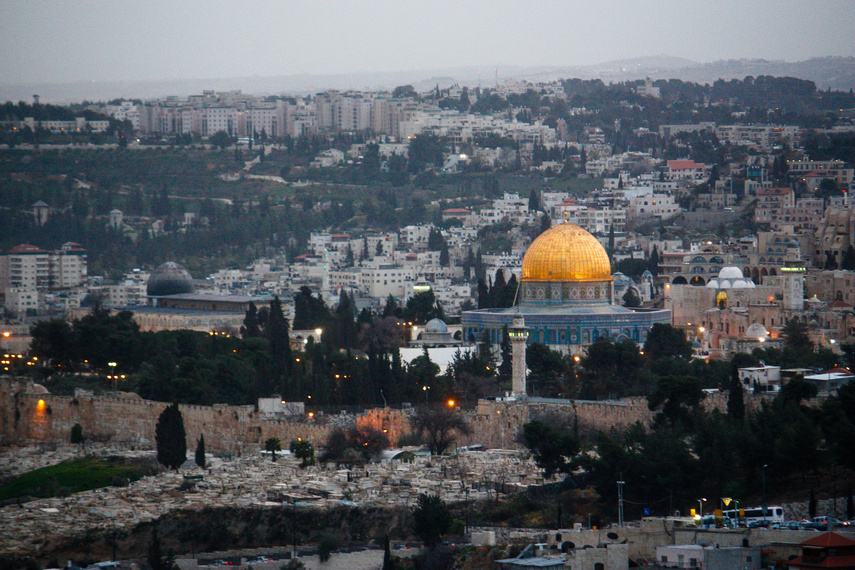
left=2, top=0, right=854, bottom=87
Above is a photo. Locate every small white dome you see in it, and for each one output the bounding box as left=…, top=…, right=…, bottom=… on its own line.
left=746, top=323, right=769, bottom=339
left=718, top=266, right=745, bottom=280
left=424, top=318, right=448, bottom=333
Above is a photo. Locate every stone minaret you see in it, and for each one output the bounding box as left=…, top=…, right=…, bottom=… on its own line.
left=509, top=314, right=528, bottom=397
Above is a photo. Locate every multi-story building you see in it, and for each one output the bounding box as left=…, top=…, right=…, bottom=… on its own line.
left=788, top=159, right=854, bottom=188
left=0, top=244, right=50, bottom=291
left=666, top=160, right=709, bottom=182
left=754, top=188, right=795, bottom=224
left=50, top=242, right=88, bottom=289
left=716, top=124, right=800, bottom=149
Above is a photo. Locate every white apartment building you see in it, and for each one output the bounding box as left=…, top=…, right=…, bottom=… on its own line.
left=716, top=124, right=800, bottom=149
left=22, top=117, right=110, bottom=133
left=400, top=225, right=435, bottom=248
left=1, top=244, right=50, bottom=291
left=361, top=265, right=416, bottom=299
left=566, top=207, right=627, bottom=234
left=51, top=242, right=88, bottom=289
left=5, top=288, right=38, bottom=317
left=202, top=107, right=239, bottom=136
left=626, top=194, right=680, bottom=223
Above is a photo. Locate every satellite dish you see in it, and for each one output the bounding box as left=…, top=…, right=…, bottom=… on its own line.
left=619, top=538, right=628, bottom=544
left=607, top=532, right=619, bottom=540
left=561, top=541, right=575, bottom=552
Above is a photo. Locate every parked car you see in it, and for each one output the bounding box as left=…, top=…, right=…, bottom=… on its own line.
left=246, top=557, right=272, bottom=564
left=812, top=516, right=849, bottom=528
left=797, top=520, right=824, bottom=531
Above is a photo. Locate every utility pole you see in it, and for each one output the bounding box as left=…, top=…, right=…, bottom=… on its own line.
left=617, top=476, right=625, bottom=528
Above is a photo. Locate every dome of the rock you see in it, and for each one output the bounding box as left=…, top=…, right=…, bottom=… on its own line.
left=521, top=223, right=612, bottom=282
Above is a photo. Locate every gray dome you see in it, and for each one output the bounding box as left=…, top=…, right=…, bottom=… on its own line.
left=424, top=318, right=448, bottom=333
left=746, top=323, right=769, bottom=339
left=147, top=262, right=194, bottom=296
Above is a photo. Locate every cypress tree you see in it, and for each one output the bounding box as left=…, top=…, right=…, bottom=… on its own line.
left=727, top=366, right=745, bottom=421
left=155, top=403, right=186, bottom=470
left=498, top=325, right=512, bottom=384
left=195, top=434, right=206, bottom=469
left=241, top=301, right=261, bottom=338
left=268, top=296, right=293, bottom=388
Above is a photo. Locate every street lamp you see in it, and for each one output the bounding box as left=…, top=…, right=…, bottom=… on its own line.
left=762, top=464, right=768, bottom=501
left=108, top=361, right=118, bottom=391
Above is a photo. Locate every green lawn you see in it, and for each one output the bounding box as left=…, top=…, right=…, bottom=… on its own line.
left=0, top=457, right=155, bottom=501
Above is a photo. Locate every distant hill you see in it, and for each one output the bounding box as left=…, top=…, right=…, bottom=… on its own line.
left=1, top=56, right=852, bottom=103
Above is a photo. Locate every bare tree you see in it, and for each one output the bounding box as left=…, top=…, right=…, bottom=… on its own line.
left=411, top=406, right=471, bottom=455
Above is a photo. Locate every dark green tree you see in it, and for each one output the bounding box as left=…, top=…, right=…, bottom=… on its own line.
left=728, top=366, right=745, bottom=420
left=241, top=301, right=262, bottom=338
left=209, top=130, right=233, bottom=150
left=29, top=319, right=77, bottom=368
left=528, top=188, right=540, bottom=212
left=382, top=534, right=395, bottom=570
left=411, top=406, right=471, bottom=455
left=497, top=325, right=513, bottom=385
left=649, top=245, right=660, bottom=276
left=290, top=439, right=316, bottom=468
left=146, top=528, right=176, bottom=570
left=264, top=437, right=282, bottom=462
left=647, top=376, right=705, bottom=429
left=71, top=423, right=84, bottom=444
left=522, top=419, right=579, bottom=478
left=526, top=342, right=570, bottom=398
left=539, top=212, right=552, bottom=235
left=607, top=224, right=615, bottom=260
left=622, top=287, right=641, bottom=307
left=643, top=323, right=693, bottom=360
left=382, top=294, right=401, bottom=318
left=404, top=290, right=440, bottom=324
left=155, top=403, right=186, bottom=470
left=412, top=494, right=452, bottom=548
left=268, top=296, right=293, bottom=391
left=195, top=434, right=206, bottom=469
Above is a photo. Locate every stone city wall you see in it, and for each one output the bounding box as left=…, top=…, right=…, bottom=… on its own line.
left=0, top=378, right=336, bottom=455
left=0, top=377, right=771, bottom=453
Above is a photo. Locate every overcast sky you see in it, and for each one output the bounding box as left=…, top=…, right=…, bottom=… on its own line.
left=2, top=0, right=854, bottom=85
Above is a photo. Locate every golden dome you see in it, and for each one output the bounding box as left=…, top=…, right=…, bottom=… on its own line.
left=521, top=223, right=613, bottom=282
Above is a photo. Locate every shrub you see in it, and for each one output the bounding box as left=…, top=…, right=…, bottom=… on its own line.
left=318, top=534, right=342, bottom=562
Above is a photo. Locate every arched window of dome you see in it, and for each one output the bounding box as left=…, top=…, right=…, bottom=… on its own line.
left=691, top=256, right=706, bottom=263
left=692, top=266, right=705, bottom=274
left=672, top=276, right=688, bottom=285
left=690, top=276, right=706, bottom=286
left=710, top=266, right=722, bottom=274
left=710, top=256, right=724, bottom=264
